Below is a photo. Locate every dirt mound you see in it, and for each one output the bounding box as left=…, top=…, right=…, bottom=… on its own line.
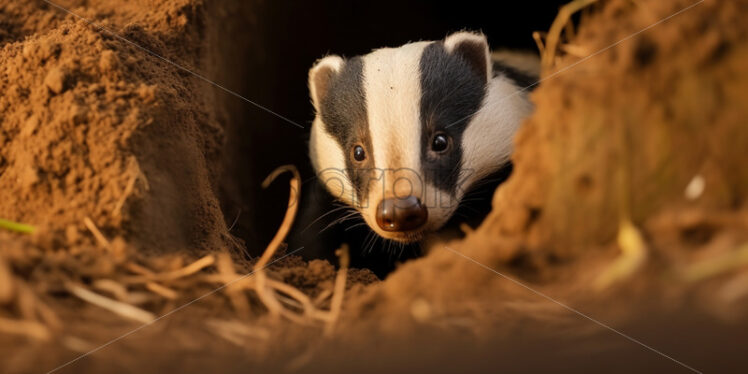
left=1, top=0, right=747, bottom=373
left=0, top=0, right=228, bottom=254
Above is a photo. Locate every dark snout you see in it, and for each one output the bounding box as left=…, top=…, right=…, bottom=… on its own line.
left=375, top=196, right=428, bottom=232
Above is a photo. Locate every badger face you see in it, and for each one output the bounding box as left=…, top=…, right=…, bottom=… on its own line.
left=308, top=32, right=532, bottom=243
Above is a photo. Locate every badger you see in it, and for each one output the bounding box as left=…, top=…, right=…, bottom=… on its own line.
left=291, top=31, right=538, bottom=275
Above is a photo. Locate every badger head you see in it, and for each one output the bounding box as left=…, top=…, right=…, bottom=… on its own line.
left=308, top=31, right=531, bottom=243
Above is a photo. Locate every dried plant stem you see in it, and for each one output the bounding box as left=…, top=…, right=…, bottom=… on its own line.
left=66, top=283, right=155, bottom=323
left=253, top=165, right=302, bottom=322
left=255, top=165, right=301, bottom=269
left=145, top=282, right=178, bottom=300
left=123, top=255, right=216, bottom=284
left=325, top=245, right=349, bottom=336
left=533, top=31, right=547, bottom=56
left=83, top=217, right=111, bottom=250
left=216, top=252, right=251, bottom=318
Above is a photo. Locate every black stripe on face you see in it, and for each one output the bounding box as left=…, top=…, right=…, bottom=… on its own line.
left=319, top=57, right=375, bottom=205
left=419, top=42, right=487, bottom=195
left=492, top=61, right=538, bottom=91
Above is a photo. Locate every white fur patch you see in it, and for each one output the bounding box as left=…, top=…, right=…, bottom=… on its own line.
left=362, top=42, right=430, bottom=199
left=459, top=76, right=533, bottom=196
left=309, top=117, right=354, bottom=205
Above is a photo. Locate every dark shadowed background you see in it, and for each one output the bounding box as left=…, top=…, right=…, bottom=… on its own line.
left=219, top=0, right=569, bottom=255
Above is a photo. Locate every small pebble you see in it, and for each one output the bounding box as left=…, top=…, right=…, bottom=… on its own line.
left=685, top=175, right=705, bottom=200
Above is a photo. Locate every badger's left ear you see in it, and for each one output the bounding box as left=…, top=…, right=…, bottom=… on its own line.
left=444, top=31, right=491, bottom=82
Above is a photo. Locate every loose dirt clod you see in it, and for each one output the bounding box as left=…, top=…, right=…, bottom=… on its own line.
left=43, top=66, right=67, bottom=94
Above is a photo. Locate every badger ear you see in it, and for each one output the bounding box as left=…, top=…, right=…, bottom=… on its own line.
left=444, top=31, right=491, bottom=82
left=309, top=55, right=345, bottom=113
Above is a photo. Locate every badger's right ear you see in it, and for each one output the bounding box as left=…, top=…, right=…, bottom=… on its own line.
left=309, top=55, right=345, bottom=113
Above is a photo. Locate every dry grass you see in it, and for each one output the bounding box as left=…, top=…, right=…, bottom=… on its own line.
left=0, top=165, right=351, bottom=348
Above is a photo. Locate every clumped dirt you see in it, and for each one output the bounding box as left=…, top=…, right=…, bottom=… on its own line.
left=1, top=0, right=747, bottom=373
left=0, top=0, right=229, bottom=254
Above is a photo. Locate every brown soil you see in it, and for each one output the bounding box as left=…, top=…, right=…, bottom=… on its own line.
left=1, top=0, right=747, bottom=373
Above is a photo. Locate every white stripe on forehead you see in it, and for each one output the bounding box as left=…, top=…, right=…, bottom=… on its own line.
left=362, top=42, right=431, bottom=172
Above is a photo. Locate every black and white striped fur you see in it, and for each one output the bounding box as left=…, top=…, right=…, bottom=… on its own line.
left=295, top=31, right=538, bottom=274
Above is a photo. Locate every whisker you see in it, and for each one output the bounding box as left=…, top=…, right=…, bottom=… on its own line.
left=361, top=232, right=375, bottom=255
left=366, top=234, right=381, bottom=255
left=318, top=210, right=356, bottom=234
left=344, top=222, right=367, bottom=232
left=302, top=204, right=352, bottom=233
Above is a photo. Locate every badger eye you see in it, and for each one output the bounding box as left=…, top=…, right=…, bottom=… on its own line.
left=431, top=133, right=451, bottom=153
left=352, top=145, right=366, bottom=162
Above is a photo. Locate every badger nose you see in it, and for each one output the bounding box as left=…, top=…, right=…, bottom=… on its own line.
left=376, top=196, right=428, bottom=232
